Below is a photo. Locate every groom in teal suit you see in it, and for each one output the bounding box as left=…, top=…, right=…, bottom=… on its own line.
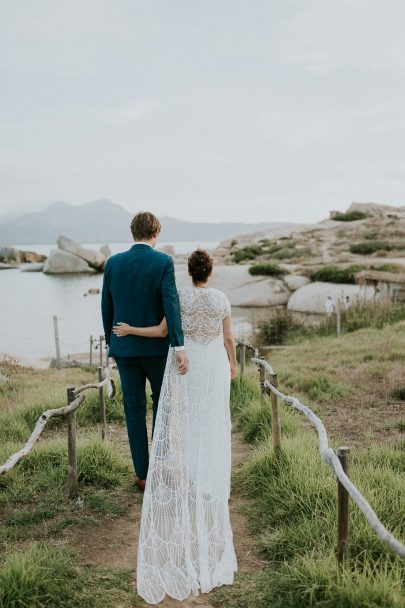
left=101, top=211, right=188, bottom=491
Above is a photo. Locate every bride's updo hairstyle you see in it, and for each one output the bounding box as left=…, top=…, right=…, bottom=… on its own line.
left=188, top=248, right=213, bottom=284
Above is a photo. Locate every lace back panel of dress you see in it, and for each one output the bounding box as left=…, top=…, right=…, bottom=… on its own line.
left=179, top=288, right=230, bottom=345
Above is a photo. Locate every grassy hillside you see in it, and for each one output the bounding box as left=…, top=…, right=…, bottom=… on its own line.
left=214, top=324, right=405, bottom=607
left=0, top=319, right=404, bottom=607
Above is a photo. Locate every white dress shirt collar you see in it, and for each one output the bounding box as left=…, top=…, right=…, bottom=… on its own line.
left=133, top=241, right=153, bottom=248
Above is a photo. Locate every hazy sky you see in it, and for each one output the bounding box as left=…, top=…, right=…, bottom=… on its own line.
left=1, top=0, right=405, bottom=223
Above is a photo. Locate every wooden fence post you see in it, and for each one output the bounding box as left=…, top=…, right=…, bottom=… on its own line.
left=336, top=446, right=350, bottom=566
left=98, top=366, right=106, bottom=440
left=336, top=302, right=342, bottom=337
left=67, top=387, right=78, bottom=498
left=89, top=335, right=93, bottom=367
left=53, top=315, right=61, bottom=369
left=259, top=357, right=266, bottom=403
left=270, top=373, right=282, bottom=453
left=240, top=344, right=246, bottom=378
left=99, top=335, right=103, bottom=367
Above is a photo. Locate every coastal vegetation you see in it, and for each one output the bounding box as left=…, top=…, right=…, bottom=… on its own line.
left=333, top=210, right=369, bottom=221
left=258, top=299, right=405, bottom=345
left=249, top=263, right=286, bottom=277
left=214, top=323, right=405, bottom=607
left=1, top=318, right=405, bottom=606
left=310, top=264, right=362, bottom=284
left=350, top=241, right=405, bottom=255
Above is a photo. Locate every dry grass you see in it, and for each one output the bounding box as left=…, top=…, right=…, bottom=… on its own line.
left=263, top=320, right=405, bottom=447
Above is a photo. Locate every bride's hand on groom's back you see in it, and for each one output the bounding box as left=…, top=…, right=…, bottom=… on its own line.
left=113, top=322, right=131, bottom=337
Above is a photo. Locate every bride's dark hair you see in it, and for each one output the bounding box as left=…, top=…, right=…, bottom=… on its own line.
left=188, top=248, right=213, bottom=283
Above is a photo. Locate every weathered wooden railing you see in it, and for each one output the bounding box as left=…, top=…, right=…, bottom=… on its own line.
left=236, top=340, right=405, bottom=565
left=0, top=366, right=116, bottom=498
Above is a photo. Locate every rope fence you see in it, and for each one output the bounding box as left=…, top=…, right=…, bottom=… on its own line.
left=237, top=341, right=405, bottom=564
left=0, top=366, right=116, bottom=498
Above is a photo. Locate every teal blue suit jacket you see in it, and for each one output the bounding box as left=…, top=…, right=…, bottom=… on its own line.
left=101, top=244, right=184, bottom=357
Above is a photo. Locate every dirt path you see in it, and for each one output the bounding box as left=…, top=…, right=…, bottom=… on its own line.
left=68, top=425, right=261, bottom=607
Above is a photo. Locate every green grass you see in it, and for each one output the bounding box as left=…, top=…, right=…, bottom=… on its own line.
left=0, top=543, right=140, bottom=608
left=249, top=263, right=286, bottom=277
left=258, top=300, right=405, bottom=346
left=310, top=264, right=363, bottom=284
left=221, top=368, right=405, bottom=608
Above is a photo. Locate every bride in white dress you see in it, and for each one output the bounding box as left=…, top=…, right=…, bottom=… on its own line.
left=113, top=248, right=238, bottom=604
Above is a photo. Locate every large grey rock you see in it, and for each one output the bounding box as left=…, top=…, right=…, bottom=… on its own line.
left=287, top=281, right=375, bottom=314
left=174, top=264, right=291, bottom=307
left=284, top=274, right=311, bottom=291
left=43, top=249, right=94, bottom=274
left=50, top=358, right=82, bottom=368
left=0, top=262, right=17, bottom=270
left=57, top=236, right=105, bottom=270
left=99, top=244, right=111, bottom=260
left=21, top=263, right=44, bottom=272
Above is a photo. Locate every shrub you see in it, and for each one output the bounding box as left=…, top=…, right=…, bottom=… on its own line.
left=232, top=245, right=263, bottom=263
left=350, top=241, right=392, bottom=255
left=258, top=310, right=304, bottom=345
left=249, top=263, right=285, bottom=277
left=333, top=210, right=368, bottom=221
left=391, top=387, right=405, bottom=401
left=310, top=265, right=363, bottom=284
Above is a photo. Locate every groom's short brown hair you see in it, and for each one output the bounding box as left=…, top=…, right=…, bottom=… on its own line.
left=131, top=212, right=161, bottom=241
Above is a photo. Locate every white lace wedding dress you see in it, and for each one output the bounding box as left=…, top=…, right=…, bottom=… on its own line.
left=137, top=286, right=237, bottom=604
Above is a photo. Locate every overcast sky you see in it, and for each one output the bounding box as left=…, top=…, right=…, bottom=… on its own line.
left=1, top=1, right=405, bottom=223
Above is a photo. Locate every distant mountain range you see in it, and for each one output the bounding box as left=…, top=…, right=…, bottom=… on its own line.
left=0, top=200, right=293, bottom=246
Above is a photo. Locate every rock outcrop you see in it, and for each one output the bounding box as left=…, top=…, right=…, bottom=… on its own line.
left=284, top=274, right=311, bottom=291
left=43, top=249, right=96, bottom=274
left=287, top=282, right=375, bottom=314
left=57, top=236, right=106, bottom=270
left=21, top=263, right=44, bottom=272
left=175, top=264, right=291, bottom=307
left=0, top=246, right=46, bottom=266
left=0, top=263, right=16, bottom=270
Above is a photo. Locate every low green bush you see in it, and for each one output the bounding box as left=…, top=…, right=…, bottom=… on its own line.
left=350, top=241, right=392, bottom=254
left=232, top=245, right=263, bottom=263
left=258, top=310, right=306, bottom=345
left=333, top=210, right=368, bottom=221
left=310, top=265, right=363, bottom=284
left=249, top=263, right=285, bottom=277
left=392, top=387, right=405, bottom=401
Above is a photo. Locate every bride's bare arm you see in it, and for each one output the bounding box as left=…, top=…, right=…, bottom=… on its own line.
left=223, top=316, right=237, bottom=379
left=113, top=318, right=168, bottom=338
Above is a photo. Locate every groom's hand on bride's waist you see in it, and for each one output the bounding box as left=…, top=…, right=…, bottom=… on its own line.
left=175, top=350, right=189, bottom=375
